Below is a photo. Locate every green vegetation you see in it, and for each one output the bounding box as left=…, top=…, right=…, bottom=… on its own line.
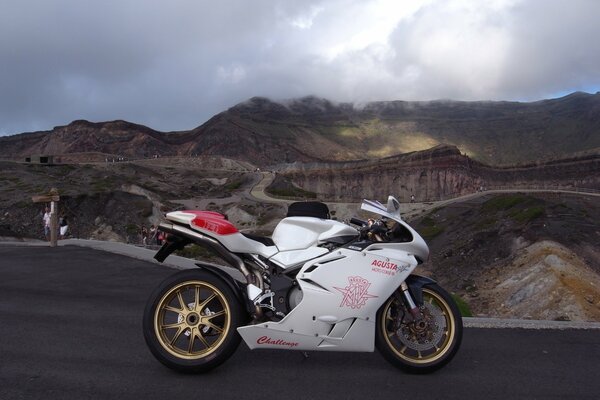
left=475, top=216, right=498, bottom=230
left=268, top=187, right=317, bottom=199
left=91, top=176, right=117, bottom=192
left=481, top=194, right=545, bottom=224
left=421, top=216, right=436, bottom=226
left=266, top=174, right=318, bottom=199
left=224, top=178, right=244, bottom=191
left=57, top=165, right=76, bottom=174
left=125, top=223, right=139, bottom=235
left=451, top=293, right=473, bottom=317
left=482, top=194, right=527, bottom=211
left=511, top=205, right=545, bottom=223
left=420, top=225, right=444, bottom=239
left=418, top=213, right=444, bottom=239
left=175, top=244, right=221, bottom=262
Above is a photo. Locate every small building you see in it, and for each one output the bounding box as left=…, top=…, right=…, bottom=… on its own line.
left=25, top=155, right=55, bottom=164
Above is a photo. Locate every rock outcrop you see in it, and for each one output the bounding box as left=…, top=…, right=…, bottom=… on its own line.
left=277, top=145, right=600, bottom=202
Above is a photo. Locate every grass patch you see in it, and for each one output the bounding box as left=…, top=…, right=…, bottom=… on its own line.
left=417, top=213, right=444, bottom=239
left=176, top=244, right=222, bottom=262
left=421, top=216, right=436, bottom=227
left=268, top=187, right=317, bottom=199
left=475, top=216, right=497, bottom=229
left=482, top=194, right=527, bottom=211
left=125, top=223, right=140, bottom=235
left=224, top=179, right=244, bottom=191
left=419, top=225, right=444, bottom=239
left=511, top=206, right=545, bottom=223
left=452, top=293, right=473, bottom=317
left=266, top=174, right=318, bottom=199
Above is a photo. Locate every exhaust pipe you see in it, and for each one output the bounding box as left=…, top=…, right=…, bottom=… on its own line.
left=157, top=222, right=252, bottom=282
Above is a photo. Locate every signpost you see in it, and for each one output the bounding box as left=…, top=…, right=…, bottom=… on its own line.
left=32, top=188, right=60, bottom=247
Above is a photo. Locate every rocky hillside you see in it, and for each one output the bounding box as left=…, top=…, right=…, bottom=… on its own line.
left=272, top=145, right=600, bottom=202
left=0, top=157, right=273, bottom=242
left=1, top=92, right=599, bottom=166
left=413, top=192, right=600, bottom=322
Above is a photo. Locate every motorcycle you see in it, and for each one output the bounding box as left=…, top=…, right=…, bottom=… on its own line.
left=143, top=196, right=462, bottom=373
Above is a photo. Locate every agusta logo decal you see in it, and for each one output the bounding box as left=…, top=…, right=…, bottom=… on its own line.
left=370, top=259, right=408, bottom=276
left=371, top=259, right=398, bottom=270
left=256, top=336, right=299, bottom=348
left=334, top=276, right=378, bottom=309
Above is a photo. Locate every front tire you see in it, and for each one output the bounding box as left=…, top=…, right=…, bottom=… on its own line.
left=143, top=269, right=244, bottom=373
left=376, top=283, right=462, bottom=373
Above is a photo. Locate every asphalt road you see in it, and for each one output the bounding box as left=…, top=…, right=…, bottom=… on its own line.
left=1, top=245, right=599, bottom=400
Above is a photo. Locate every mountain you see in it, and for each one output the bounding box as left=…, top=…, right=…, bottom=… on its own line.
left=1, top=92, right=599, bottom=166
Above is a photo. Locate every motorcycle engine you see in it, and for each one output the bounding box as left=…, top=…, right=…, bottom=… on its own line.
left=287, top=286, right=303, bottom=310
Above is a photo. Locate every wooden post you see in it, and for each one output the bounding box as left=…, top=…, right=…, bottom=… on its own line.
left=32, top=188, right=60, bottom=247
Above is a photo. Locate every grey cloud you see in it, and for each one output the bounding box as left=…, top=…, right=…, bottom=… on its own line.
left=1, top=0, right=599, bottom=135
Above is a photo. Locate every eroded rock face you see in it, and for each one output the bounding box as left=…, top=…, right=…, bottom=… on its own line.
left=480, top=241, right=600, bottom=321
left=278, top=145, right=600, bottom=202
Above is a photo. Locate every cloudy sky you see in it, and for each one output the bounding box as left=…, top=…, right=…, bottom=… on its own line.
left=1, top=0, right=599, bottom=135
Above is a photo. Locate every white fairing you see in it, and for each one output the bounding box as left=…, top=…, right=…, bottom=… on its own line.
left=269, top=247, right=329, bottom=269
left=271, top=217, right=357, bottom=251
left=237, top=196, right=430, bottom=352
left=268, top=217, right=358, bottom=268
left=238, top=246, right=418, bottom=351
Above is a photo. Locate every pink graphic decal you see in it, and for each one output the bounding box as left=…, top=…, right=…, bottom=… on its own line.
left=334, top=276, right=378, bottom=309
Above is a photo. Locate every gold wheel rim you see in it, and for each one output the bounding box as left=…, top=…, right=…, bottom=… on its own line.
left=154, top=280, right=231, bottom=360
left=381, top=287, right=456, bottom=364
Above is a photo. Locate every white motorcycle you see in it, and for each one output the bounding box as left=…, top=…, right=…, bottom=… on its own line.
left=143, top=196, right=462, bottom=373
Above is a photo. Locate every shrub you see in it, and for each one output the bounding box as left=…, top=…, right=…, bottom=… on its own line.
left=483, top=195, right=527, bottom=211
left=452, top=293, right=473, bottom=317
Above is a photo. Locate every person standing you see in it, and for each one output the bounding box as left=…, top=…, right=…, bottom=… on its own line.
left=149, top=225, right=156, bottom=245
left=43, top=206, right=51, bottom=241
left=59, top=214, right=69, bottom=239
left=141, top=225, right=148, bottom=246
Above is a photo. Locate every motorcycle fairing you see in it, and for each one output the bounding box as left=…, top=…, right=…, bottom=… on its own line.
left=165, top=211, right=360, bottom=269
left=237, top=246, right=418, bottom=352
left=164, top=210, right=279, bottom=257
left=269, top=247, right=330, bottom=269
left=272, top=217, right=358, bottom=251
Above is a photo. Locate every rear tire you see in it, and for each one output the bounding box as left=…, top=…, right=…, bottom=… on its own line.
left=376, top=283, right=462, bottom=373
left=143, top=269, right=244, bottom=373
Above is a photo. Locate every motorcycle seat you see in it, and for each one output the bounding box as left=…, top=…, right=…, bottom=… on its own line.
left=241, top=232, right=275, bottom=247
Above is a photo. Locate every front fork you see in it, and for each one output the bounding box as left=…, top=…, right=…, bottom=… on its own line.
left=399, top=281, right=422, bottom=321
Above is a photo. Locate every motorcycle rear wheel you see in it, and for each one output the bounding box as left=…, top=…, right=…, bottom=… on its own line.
left=143, top=269, right=244, bottom=373
left=376, top=283, right=462, bottom=373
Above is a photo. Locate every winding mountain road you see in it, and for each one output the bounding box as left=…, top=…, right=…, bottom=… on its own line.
left=248, top=171, right=600, bottom=220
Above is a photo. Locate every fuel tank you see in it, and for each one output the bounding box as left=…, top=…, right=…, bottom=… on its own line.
left=272, top=217, right=358, bottom=251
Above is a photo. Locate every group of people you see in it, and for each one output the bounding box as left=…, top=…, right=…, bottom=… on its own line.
left=42, top=205, right=166, bottom=246
left=42, top=206, right=69, bottom=241
left=140, top=224, right=164, bottom=246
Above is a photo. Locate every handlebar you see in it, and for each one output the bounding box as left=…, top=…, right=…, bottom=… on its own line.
left=350, top=217, right=367, bottom=227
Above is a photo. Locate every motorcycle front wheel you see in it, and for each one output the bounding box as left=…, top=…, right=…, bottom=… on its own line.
left=376, top=283, right=463, bottom=374
left=143, top=269, right=245, bottom=373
